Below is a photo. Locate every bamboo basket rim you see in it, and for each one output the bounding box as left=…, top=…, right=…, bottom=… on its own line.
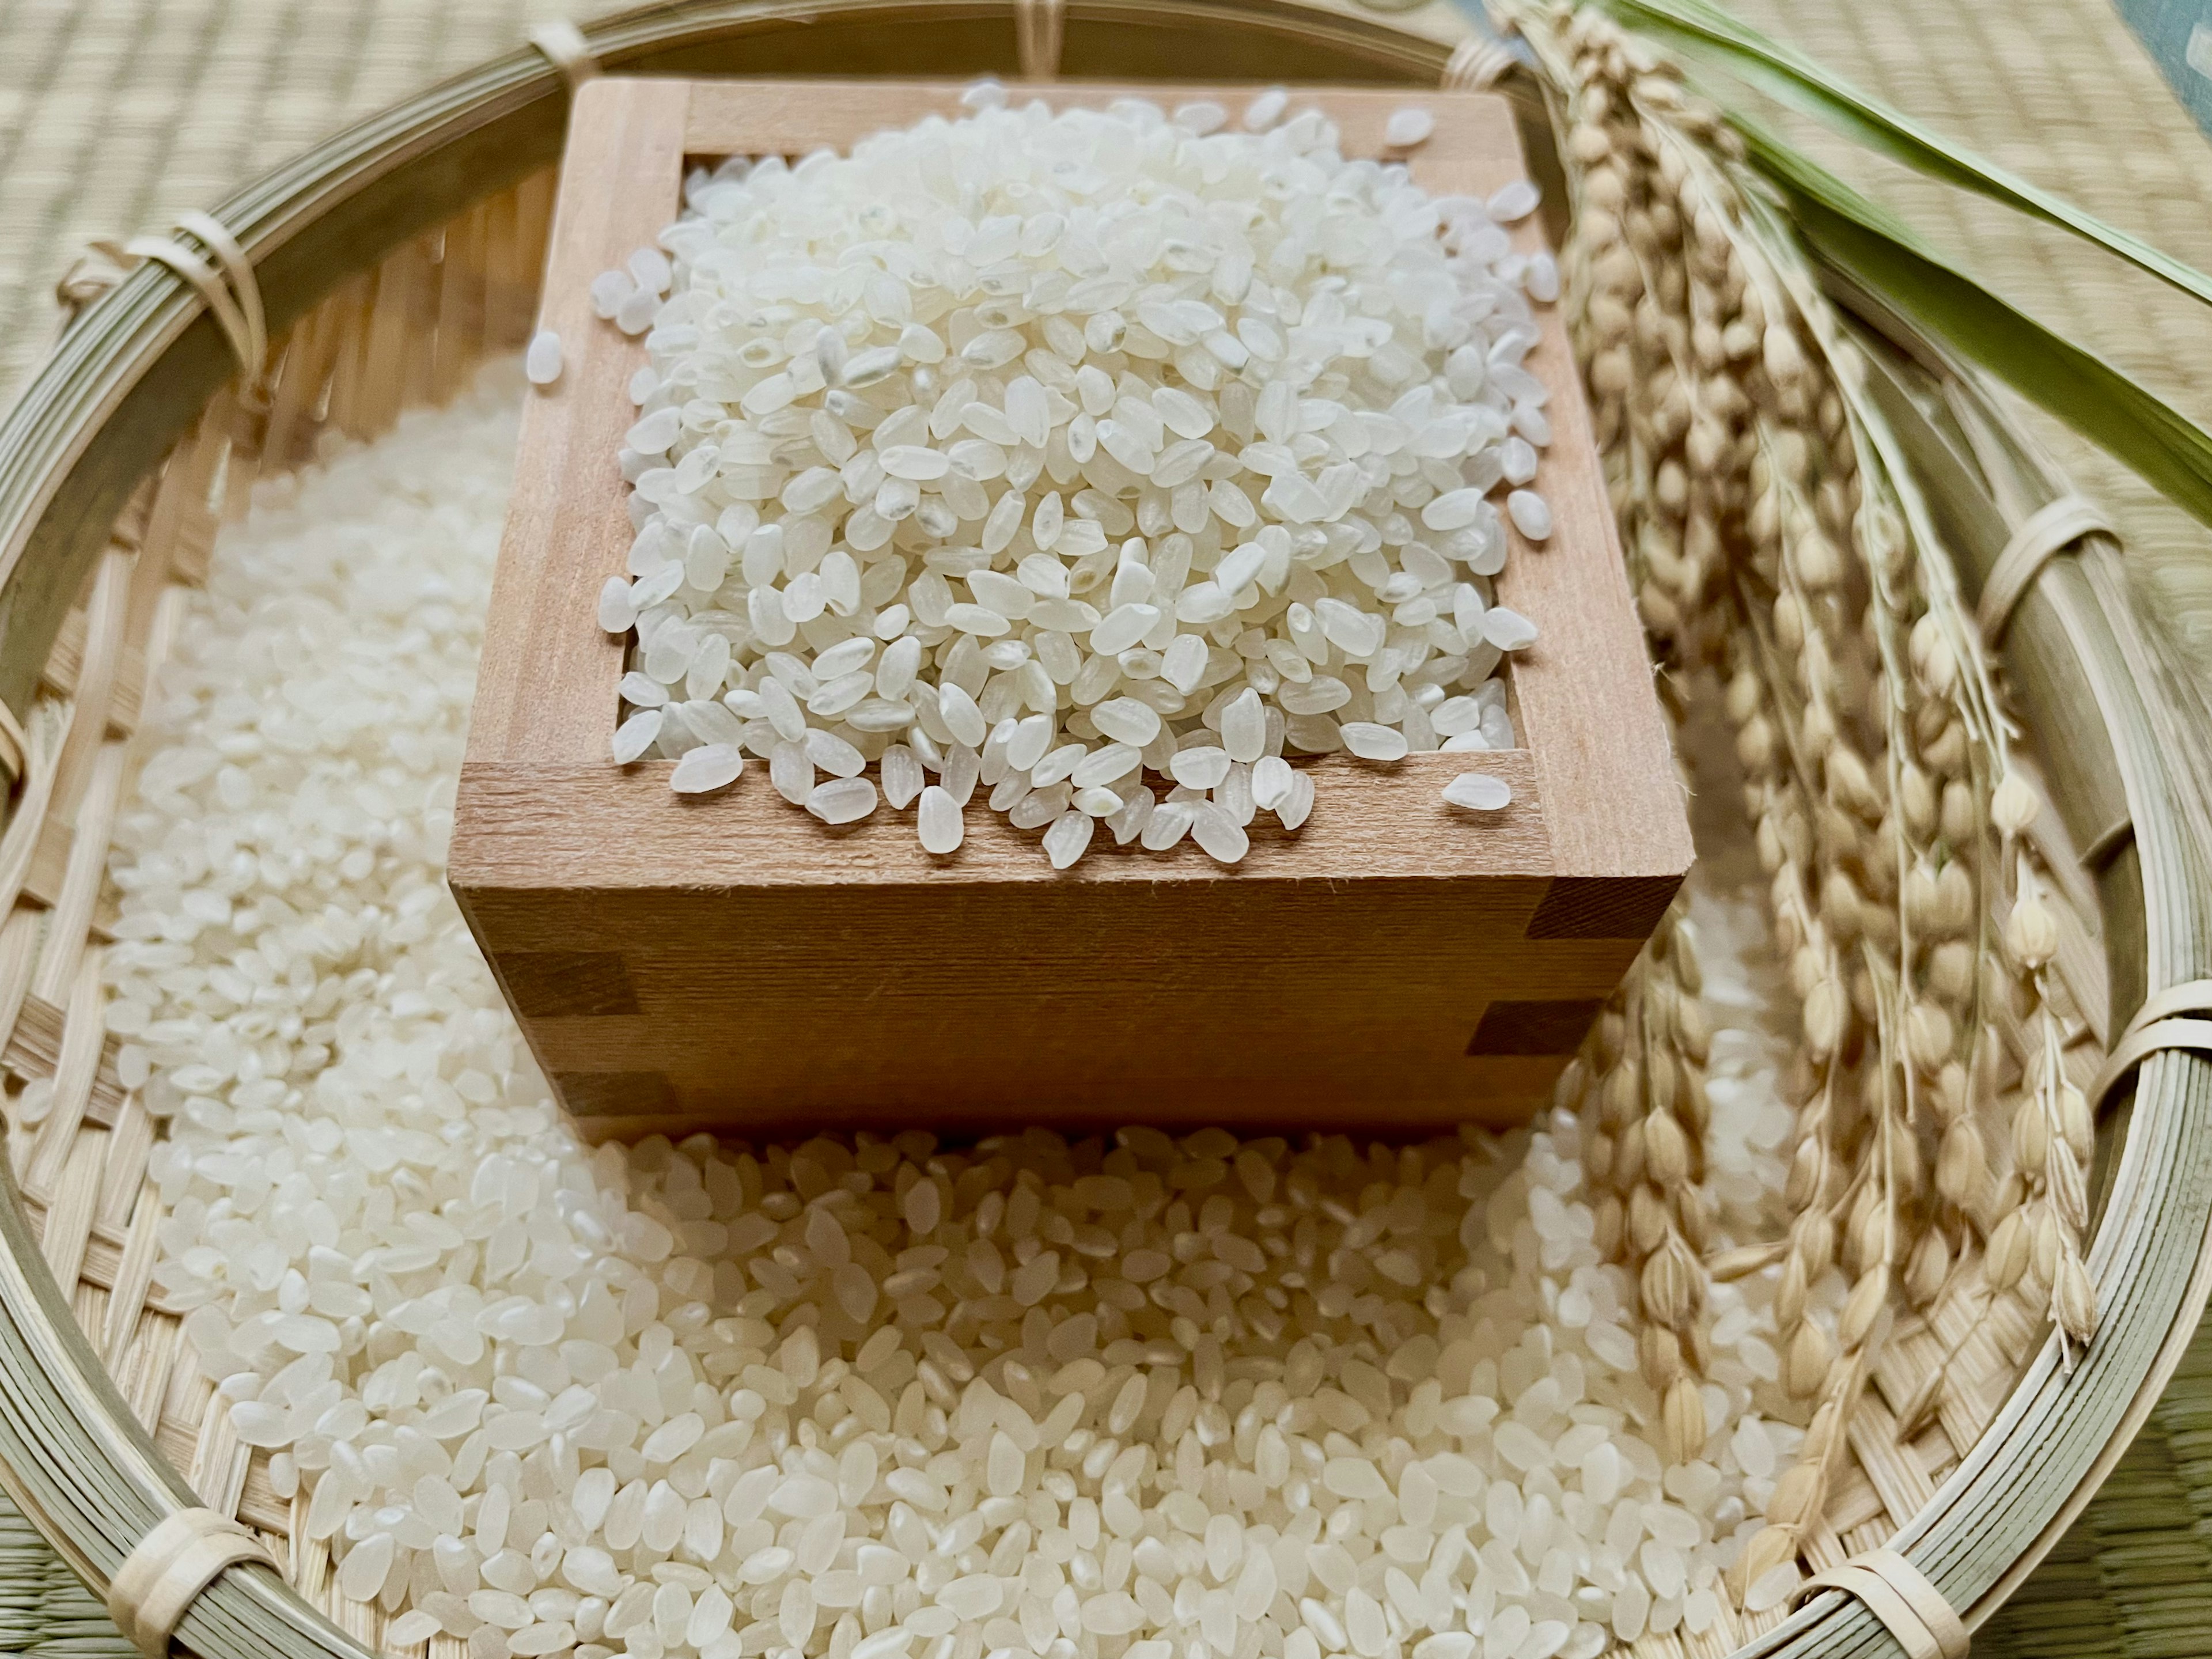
left=0, top=6, right=2202, bottom=1659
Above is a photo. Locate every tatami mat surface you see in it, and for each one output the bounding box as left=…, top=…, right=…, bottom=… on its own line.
left=0, top=0, right=592, bottom=404
left=1727, top=0, right=2212, bottom=672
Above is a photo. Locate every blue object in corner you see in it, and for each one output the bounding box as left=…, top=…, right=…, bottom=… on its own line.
left=2112, top=0, right=2212, bottom=138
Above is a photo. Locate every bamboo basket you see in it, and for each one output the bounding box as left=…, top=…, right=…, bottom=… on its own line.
left=0, top=5, right=2205, bottom=1659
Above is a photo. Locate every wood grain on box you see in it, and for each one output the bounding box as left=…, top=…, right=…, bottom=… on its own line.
left=450, top=78, right=1693, bottom=1137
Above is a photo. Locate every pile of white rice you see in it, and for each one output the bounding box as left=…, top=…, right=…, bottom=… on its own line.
left=588, top=90, right=1554, bottom=865
left=101, top=368, right=1806, bottom=1659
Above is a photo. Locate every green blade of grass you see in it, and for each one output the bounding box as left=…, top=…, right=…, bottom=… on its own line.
left=1597, top=0, right=2212, bottom=312
left=1736, top=119, right=2212, bottom=529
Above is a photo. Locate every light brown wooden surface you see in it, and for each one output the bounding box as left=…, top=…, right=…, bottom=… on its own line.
left=465, top=80, right=685, bottom=767
left=457, top=751, right=1551, bottom=885
left=452, top=77, right=1692, bottom=1132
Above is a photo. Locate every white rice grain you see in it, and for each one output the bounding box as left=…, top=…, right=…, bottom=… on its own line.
left=669, top=742, right=743, bottom=793
left=805, top=775, right=877, bottom=823
left=1508, top=488, right=1555, bottom=541
left=1443, top=770, right=1513, bottom=811
left=524, top=328, right=563, bottom=387
left=1384, top=105, right=1436, bottom=148
left=916, top=784, right=963, bottom=853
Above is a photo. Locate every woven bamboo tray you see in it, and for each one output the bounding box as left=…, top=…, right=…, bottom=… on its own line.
left=0, top=5, right=2205, bottom=1659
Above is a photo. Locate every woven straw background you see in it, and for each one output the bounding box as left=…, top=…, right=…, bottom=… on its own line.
left=1725, top=0, right=2212, bottom=682
left=0, top=0, right=2209, bottom=1656
left=0, top=0, right=591, bottom=403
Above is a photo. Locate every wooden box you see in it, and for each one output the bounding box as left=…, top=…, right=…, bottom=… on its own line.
left=448, top=77, right=1692, bottom=1141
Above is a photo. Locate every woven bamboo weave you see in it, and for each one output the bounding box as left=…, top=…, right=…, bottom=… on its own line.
left=0, top=153, right=2114, bottom=1659
left=0, top=162, right=555, bottom=1648
left=0, top=2, right=2200, bottom=1658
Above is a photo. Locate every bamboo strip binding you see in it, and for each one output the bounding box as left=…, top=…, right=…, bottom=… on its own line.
left=108, top=1508, right=280, bottom=1659
left=1976, top=497, right=2116, bottom=643
left=63, top=211, right=270, bottom=393
left=2089, top=978, right=2212, bottom=1105
left=1791, top=1549, right=1967, bottom=1659
left=1016, top=0, right=1066, bottom=79
left=528, top=23, right=602, bottom=90
left=1440, top=36, right=1518, bottom=92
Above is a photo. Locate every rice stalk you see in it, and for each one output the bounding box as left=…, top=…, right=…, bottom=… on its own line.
left=1561, top=900, right=1714, bottom=1464
left=1510, top=0, right=2099, bottom=1597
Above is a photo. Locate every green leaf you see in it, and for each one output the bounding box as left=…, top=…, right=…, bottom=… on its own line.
left=1736, top=120, right=2212, bottom=529
left=1596, top=0, right=2212, bottom=312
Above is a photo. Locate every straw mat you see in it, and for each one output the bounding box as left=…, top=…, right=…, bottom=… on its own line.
left=1, top=0, right=2210, bottom=1656
left=0, top=0, right=595, bottom=404
left=1724, top=0, right=2212, bottom=676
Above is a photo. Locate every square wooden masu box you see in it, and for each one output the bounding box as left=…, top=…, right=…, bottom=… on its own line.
left=449, top=77, right=1693, bottom=1141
